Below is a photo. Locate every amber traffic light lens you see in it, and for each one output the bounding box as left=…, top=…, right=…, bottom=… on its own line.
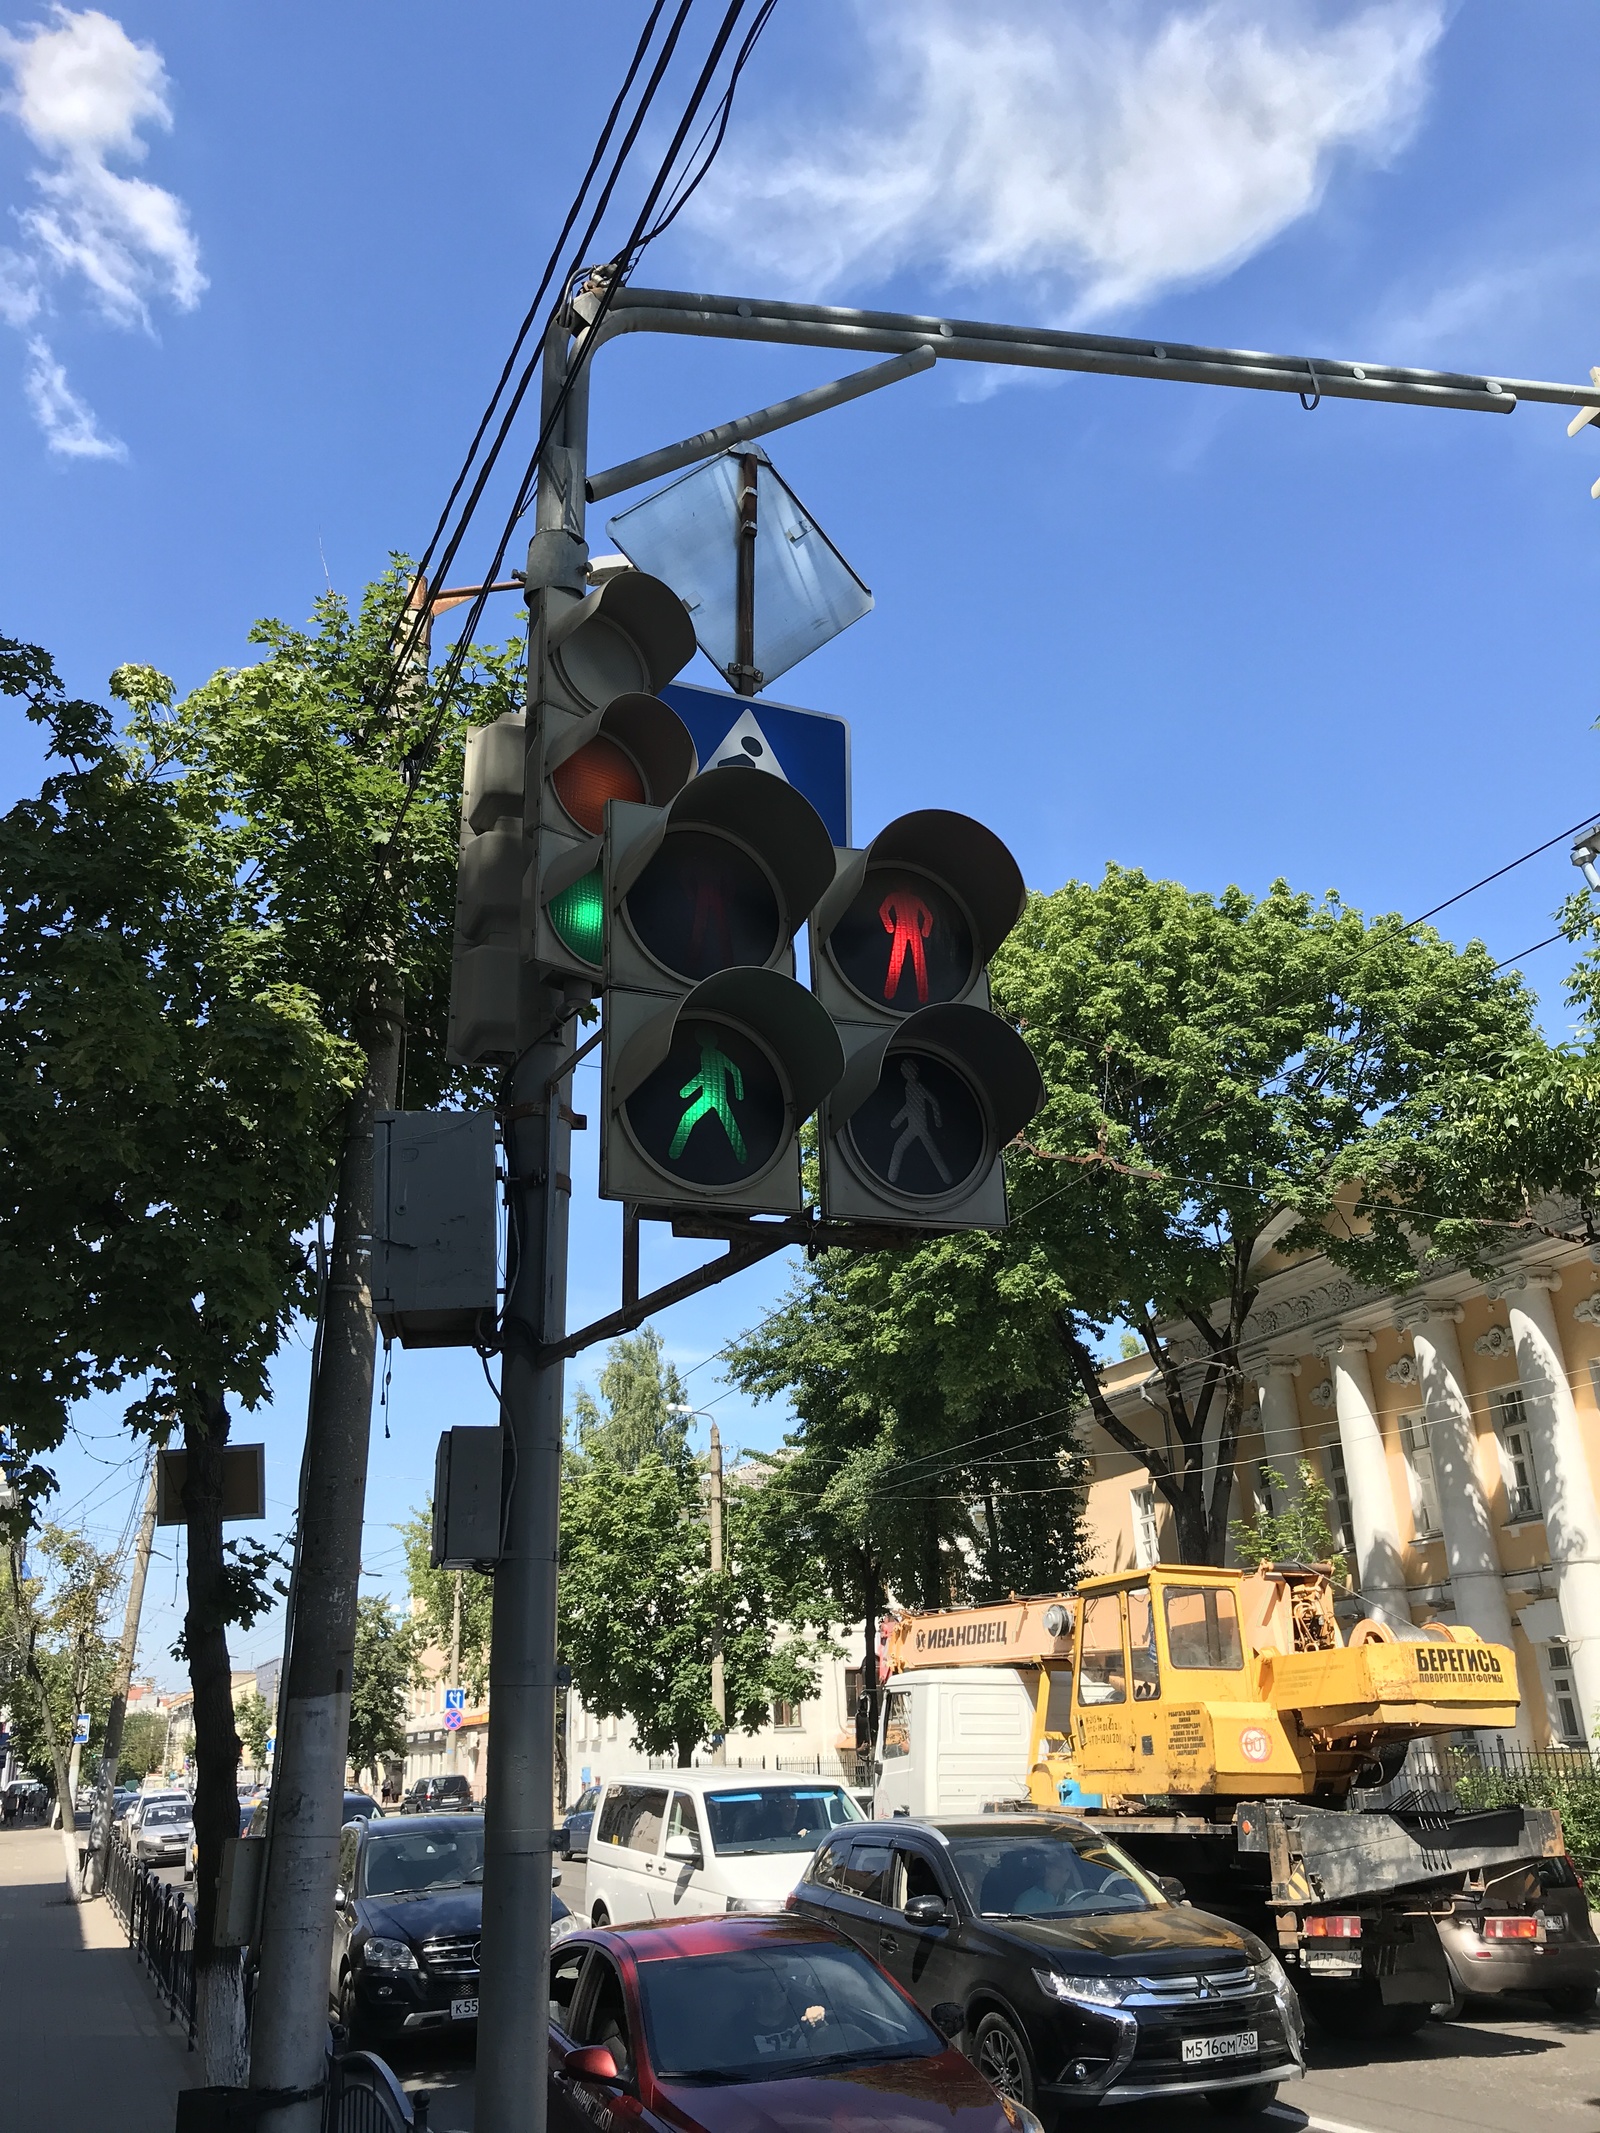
left=845, top=1048, right=986, bottom=1199
left=828, top=865, right=976, bottom=1012
left=552, top=736, right=646, bottom=834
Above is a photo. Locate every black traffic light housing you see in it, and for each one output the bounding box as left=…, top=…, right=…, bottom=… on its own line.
left=810, top=808, right=1043, bottom=1227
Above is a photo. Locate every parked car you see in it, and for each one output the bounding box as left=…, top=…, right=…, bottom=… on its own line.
left=1434, top=1853, right=1600, bottom=2019
left=584, top=1772, right=864, bottom=1928
left=790, top=1815, right=1305, bottom=2123
left=558, top=1783, right=602, bottom=1861
left=187, top=1795, right=263, bottom=1880
left=132, top=1797, right=194, bottom=1866
left=545, top=1912, right=1039, bottom=2133
left=329, top=1810, right=576, bottom=2044
left=399, top=1773, right=475, bottom=1815
left=122, top=1788, right=188, bottom=1844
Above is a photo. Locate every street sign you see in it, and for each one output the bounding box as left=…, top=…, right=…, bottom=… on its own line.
left=443, top=1709, right=463, bottom=1732
left=661, top=682, right=850, bottom=846
left=73, top=1713, right=90, bottom=1745
left=264, top=1735, right=275, bottom=1757
left=444, top=1686, right=466, bottom=1711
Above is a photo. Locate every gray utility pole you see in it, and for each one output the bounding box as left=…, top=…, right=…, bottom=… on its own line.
left=83, top=1464, right=159, bottom=1897
left=447, top=1569, right=462, bottom=1777
left=250, top=983, right=404, bottom=2133
left=467, top=280, right=1600, bottom=2133
left=708, top=1423, right=726, bottom=1765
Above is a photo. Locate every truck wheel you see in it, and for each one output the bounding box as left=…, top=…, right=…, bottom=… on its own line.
left=1206, top=2083, right=1279, bottom=2117
left=590, top=1903, right=611, bottom=1929
left=972, top=2011, right=1038, bottom=2114
left=1545, top=1983, right=1598, bottom=2020
left=1381, top=2005, right=1431, bottom=2038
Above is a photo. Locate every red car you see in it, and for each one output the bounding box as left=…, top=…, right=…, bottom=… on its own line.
left=548, top=1912, right=1043, bottom=2133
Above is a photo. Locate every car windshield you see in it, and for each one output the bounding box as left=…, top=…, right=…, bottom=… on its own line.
left=639, top=1942, right=941, bottom=2083
left=703, top=1787, right=862, bottom=1857
left=143, top=1804, right=189, bottom=1828
left=361, top=1825, right=486, bottom=1896
left=945, top=1827, right=1162, bottom=1918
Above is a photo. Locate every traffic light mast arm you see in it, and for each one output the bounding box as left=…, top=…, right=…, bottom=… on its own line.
left=576, top=282, right=1600, bottom=425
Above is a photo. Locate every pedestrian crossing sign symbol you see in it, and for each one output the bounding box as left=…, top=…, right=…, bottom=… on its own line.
left=444, top=1686, right=466, bottom=1711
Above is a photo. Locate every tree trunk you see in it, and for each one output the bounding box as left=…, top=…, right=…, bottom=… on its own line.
left=184, top=1386, right=248, bottom=2084
left=250, top=979, right=402, bottom=2133
left=85, top=1467, right=157, bottom=1897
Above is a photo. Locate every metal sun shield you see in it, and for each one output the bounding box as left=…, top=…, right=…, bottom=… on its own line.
left=605, top=450, right=872, bottom=691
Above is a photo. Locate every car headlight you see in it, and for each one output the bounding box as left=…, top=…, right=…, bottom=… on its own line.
left=998, top=2099, right=1047, bottom=2133
left=1033, top=1968, right=1129, bottom=2008
left=550, top=1910, right=581, bottom=1944
left=1251, top=1954, right=1290, bottom=1994
left=361, top=1938, right=419, bottom=1973
left=725, top=1897, right=773, bottom=1914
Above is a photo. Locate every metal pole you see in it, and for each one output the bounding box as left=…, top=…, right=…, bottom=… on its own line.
left=447, top=1570, right=462, bottom=1778
left=84, top=1464, right=158, bottom=1897
left=708, top=1424, right=726, bottom=1765
left=731, top=453, right=759, bottom=697
left=472, top=319, right=584, bottom=2133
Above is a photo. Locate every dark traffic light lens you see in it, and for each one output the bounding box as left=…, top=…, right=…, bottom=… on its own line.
left=624, top=1019, right=787, bottom=1186
left=624, top=829, right=782, bottom=980
left=552, top=736, right=646, bottom=834
left=845, top=1049, right=986, bottom=1199
left=548, top=867, right=605, bottom=966
left=828, top=866, right=975, bottom=1012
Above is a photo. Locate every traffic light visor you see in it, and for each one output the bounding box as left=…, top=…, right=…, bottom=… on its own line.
left=545, top=692, right=698, bottom=833
left=545, top=572, right=696, bottom=709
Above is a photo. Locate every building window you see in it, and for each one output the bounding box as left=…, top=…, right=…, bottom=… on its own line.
left=773, top=1699, right=803, bottom=1730
left=1543, top=1642, right=1584, bottom=1746
left=1323, top=1439, right=1355, bottom=1552
left=1130, top=1485, right=1160, bottom=1569
left=1493, top=1389, right=1540, bottom=1523
left=1398, top=1411, right=1441, bottom=1539
left=844, top=1667, right=864, bottom=1719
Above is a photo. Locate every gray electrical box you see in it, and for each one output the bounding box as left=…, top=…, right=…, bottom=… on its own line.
left=372, top=1110, right=498, bottom=1348
left=214, top=1834, right=266, bottom=1946
left=432, top=1426, right=505, bottom=1569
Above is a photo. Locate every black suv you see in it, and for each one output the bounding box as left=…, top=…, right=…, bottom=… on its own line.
left=399, top=1774, right=474, bottom=1815
left=330, top=1812, right=575, bottom=2043
left=791, top=1815, right=1304, bottom=2124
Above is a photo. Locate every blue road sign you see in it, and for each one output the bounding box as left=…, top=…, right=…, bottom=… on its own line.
left=661, top=682, right=851, bottom=846
left=73, top=1713, right=90, bottom=1745
left=443, top=1709, right=463, bottom=1731
left=443, top=1686, right=466, bottom=1711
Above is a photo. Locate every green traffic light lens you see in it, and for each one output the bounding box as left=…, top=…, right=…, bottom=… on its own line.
left=548, top=867, right=605, bottom=966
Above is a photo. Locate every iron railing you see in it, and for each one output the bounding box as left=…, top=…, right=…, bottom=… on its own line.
left=325, top=2047, right=429, bottom=2132
left=104, top=1834, right=196, bottom=2044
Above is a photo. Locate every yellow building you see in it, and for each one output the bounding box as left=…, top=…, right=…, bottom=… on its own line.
left=1081, top=1229, right=1600, bottom=1750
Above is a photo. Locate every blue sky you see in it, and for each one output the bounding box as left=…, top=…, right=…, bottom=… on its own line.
left=10, top=0, right=1600, bottom=1682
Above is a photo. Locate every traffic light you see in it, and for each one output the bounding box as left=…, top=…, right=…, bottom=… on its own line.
left=810, top=809, right=1043, bottom=1227
left=446, top=570, right=698, bottom=1063
left=599, top=765, right=845, bottom=1214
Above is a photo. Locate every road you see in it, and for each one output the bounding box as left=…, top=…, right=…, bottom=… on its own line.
left=381, top=1992, right=1600, bottom=2133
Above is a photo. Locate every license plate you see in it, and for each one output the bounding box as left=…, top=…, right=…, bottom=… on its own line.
left=1182, top=2031, right=1258, bottom=2063
left=1303, top=1951, right=1361, bottom=1973
left=451, top=1997, right=479, bottom=2022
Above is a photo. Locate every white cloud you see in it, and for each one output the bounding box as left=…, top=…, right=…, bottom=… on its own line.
left=0, top=8, right=202, bottom=455
left=24, top=332, right=124, bottom=456
left=687, top=0, right=1445, bottom=320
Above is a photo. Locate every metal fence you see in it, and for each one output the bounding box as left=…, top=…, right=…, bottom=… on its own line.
left=325, top=2048, right=428, bottom=2132
left=1356, top=1740, right=1600, bottom=1813
left=104, top=1833, right=196, bottom=2045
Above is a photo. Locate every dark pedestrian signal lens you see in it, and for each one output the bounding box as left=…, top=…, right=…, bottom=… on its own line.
left=828, top=867, right=975, bottom=1011
left=624, top=830, right=782, bottom=980
left=553, top=736, right=646, bottom=834
left=624, top=1020, right=786, bottom=1186
left=846, top=1049, right=985, bottom=1199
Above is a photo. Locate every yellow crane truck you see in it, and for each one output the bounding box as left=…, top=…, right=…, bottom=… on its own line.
left=874, top=1563, right=1571, bottom=2033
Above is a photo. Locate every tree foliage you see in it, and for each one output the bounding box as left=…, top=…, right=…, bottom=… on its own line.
left=234, top=1690, right=272, bottom=1776
left=347, top=1596, right=414, bottom=1785
left=1227, top=1463, right=1347, bottom=1579
left=118, top=1709, right=168, bottom=1783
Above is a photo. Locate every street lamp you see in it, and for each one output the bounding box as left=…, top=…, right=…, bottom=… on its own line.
left=669, top=1404, right=726, bottom=1765
left=1572, top=828, right=1600, bottom=891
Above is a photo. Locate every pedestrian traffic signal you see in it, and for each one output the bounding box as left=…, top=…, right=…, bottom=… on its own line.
left=809, top=810, right=1043, bottom=1227
left=599, top=769, right=844, bottom=1214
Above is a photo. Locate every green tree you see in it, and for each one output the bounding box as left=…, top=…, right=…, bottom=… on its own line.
left=347, top=1597, right=415, bottom=1789
left=234, top=1690, right=272, bottom=1777
left=558, top=1332, right=825, bottom=1765
left=1227, top=1463, right=1348, bottom=1579
left=399, top=1517, right=493, bottom=1699
left=118, top=1709, right=168, bottom=1783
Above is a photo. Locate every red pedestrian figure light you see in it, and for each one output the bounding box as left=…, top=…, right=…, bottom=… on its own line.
left=879, top=886, right=934, bottom=1004
left=688, top=868, right=732, bottom=970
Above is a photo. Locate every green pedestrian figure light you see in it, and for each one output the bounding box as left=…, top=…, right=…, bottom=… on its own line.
left=669, top=1038, right=747, bottom=1163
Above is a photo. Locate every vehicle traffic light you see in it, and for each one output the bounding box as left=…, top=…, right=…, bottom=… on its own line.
left=599, top=766, right=845, bottom=1214
left=809, top=809, right=1043, bottom=1227
left=446, top=570, right=698, bottom=1063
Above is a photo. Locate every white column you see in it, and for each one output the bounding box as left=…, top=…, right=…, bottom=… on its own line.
left=1256, top=1361, right=1306, bottom=1481
left=1495, top=1270, right=1600, bottom=1740
left=1400, top=1303, right=1530, bottom=1742
left=1318, top=1330, right=1410, bottom=1625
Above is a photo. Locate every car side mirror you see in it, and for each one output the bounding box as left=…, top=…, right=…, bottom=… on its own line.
left=551, top=1870, right=562, bottom=1889
left=663, top=1833, right=700, bottom=1863
left=564, top=2044, right=622, bottom=2085
left=931, top=2001, right=965, bottom=2039
left=1155, top=1875, right=1187, bottom=1905
left=904, top=1893, right=952, bottom=1926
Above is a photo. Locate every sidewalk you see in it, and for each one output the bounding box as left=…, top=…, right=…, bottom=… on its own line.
left=0, top=1823, right=197, bottom=2133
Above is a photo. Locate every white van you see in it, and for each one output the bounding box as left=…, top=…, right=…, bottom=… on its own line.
left=871, top=1666, right=1037, bottom=1819
left=582, top=1771, right=863, bottom=1926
